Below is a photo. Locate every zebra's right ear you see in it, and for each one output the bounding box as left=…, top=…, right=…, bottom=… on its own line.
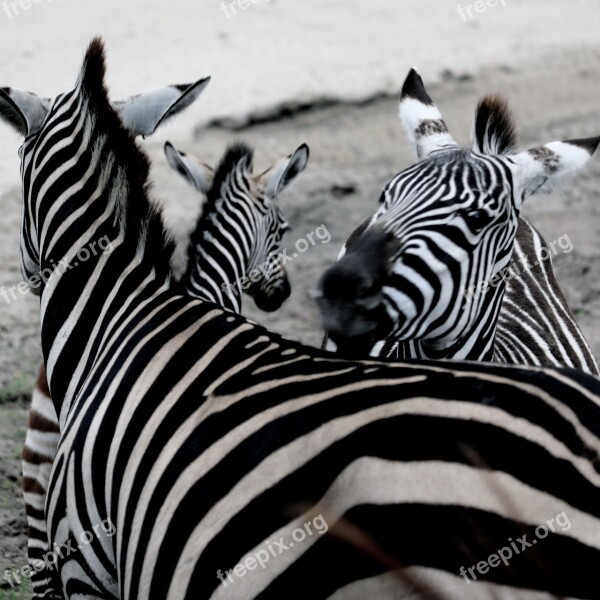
left=0, top=88, right=51, bottom=136
left=164, top=142, right=214, bottom=193
left=261, top=143, right=310, bottom=200
left=398, top=69, right=458, bottom=160
left=113, top=77, right=211, bottom=138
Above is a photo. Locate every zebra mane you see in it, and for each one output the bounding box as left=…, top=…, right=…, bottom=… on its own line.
left=78, top=37, right=176, bottom=272
left=198, top=142, right=254, bottom=215
left=183, top=142, right=255, bottom=280
left=472, top=95, right=517, bottom=155
left=209, top=142, right=254, bottom=197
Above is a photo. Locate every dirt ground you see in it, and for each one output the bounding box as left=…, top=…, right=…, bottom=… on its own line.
left=1, top=48, right=600, bottom=587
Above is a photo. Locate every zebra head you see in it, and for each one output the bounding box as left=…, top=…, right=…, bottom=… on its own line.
left=318, top=69, right=599, bottom=357
left=164, top=141, right=309, bottom=313
left=0, top=38, right=209, bottom=293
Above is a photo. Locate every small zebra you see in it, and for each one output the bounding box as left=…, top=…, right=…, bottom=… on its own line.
left=3, top=39, right=600, bottom=599
left=164, top=140, right=309, bottom=312
left=19, top=137, right=308, bottom=598
left=317, top=69, right=599, bottom=374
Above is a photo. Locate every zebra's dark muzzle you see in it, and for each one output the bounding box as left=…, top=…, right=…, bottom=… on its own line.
left=251, top=278, right=291, bottom=312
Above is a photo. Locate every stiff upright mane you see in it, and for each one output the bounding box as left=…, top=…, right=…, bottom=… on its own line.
left=79, top=37, right=175, bottom=270
left=208, top=142, right=254, bottom=203
left=190, top=141, right=255, bottom=237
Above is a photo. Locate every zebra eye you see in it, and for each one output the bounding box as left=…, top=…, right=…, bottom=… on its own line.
left=461, top=209, right=492, bottom=233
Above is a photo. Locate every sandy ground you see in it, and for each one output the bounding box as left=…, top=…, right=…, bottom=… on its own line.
left=1, top=43, right=600, bottom=593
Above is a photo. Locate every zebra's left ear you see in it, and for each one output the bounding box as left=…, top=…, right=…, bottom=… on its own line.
left=0, top=88, right=51, bottom=136
left=113, top=77, right=211, bottom=138
left=261, top=143, right=310, bottom=200
left=164, top=142, right=214, bottom=193
left=399, top=69, right=459, bottom=160
left=511, top=137, right=600, bottom=203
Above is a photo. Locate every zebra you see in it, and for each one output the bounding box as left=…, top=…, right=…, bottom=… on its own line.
left=3, top=39, right=600, bottom=599
left=317, top=68, right=599, bottom=373
left=163, top=139, right=309, bottom=312
left=15, top=78, right=211, bottom=599
left=19, top=136, right=308, bottom=598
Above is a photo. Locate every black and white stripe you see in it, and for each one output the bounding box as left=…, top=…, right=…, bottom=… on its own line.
left=493, top=218, right=598, bottom=372
left=3, top=41, right=600, bottom=600
left=317, top=69, right=599, bottom=373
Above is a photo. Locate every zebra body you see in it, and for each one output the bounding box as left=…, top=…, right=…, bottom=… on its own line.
left=317, top=69, right=599, bottom=374
left=3, top=41, right=600, bottom=599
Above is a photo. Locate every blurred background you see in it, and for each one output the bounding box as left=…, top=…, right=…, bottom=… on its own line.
left=1, top=0, right=600, bottom=593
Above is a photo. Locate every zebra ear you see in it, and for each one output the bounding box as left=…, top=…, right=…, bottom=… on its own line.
left=511, top=137, right=600, bottom=201
left=0, top=88, right=51, bottom=136
left=399, top=69, right=459, bottom=160
left=164, top=142, right=214, bottom=193
left=261, top=143, right=310, bottom=200
left=113, top=77, right=211, bottom=138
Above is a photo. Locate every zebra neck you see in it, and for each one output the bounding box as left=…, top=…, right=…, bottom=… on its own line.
left=403, top=285, right=505, bottom=361
left=36, top=96, right=175, bottom=415
left=184, top=214, right=254, bottom=313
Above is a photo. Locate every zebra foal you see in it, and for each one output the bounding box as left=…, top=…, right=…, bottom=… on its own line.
left=3, top=39, right=600, bottom=599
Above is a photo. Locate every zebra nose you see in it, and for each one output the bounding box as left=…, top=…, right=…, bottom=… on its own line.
left=253, top=278, right=291, bottom=312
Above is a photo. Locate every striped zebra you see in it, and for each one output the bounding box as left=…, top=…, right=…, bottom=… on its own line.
left=19, top=136, right=308, bottom=598
left=15, top=79, right=211, bottom=599
left=164, top=140, right=309, bottom=312
left=317, top=69, right=599, bottom=373
left=3, top=39, right=600, bottom=599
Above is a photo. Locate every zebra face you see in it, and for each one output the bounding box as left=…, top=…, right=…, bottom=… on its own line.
left=249, top=146, right=310, bottom=311
left=0, top=45, right=210, bottom=293
left=246, top=202, right=292, bottom=312
left=165, top=142, right=309, bottom=313
left=371, top=150, right=519, bottom=342
left=318, top=153, right=517, bottom=347
left=317, top=69, right=599, bottom=352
